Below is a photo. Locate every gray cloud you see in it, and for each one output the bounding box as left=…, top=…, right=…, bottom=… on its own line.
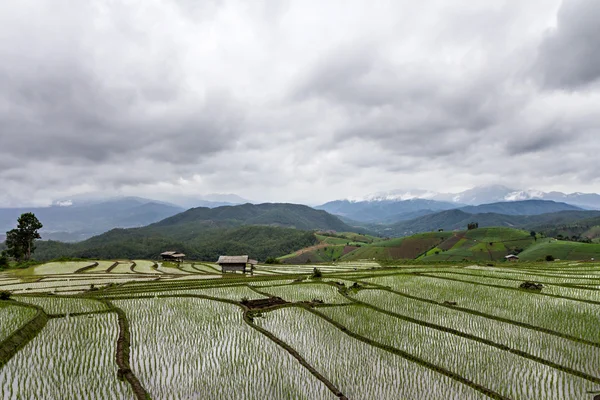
left=535, top=0, right=600, bottom=89
left=504, top=126, right=572, bottom=155
left=2, top=0, right=600, bottom=207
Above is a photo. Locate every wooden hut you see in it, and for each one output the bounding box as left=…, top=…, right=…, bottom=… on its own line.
left=505, top=254, right=519, bottom=262
left=217, top=255, right=251, bottom=273
left=161, top=251, right=186, bottom=263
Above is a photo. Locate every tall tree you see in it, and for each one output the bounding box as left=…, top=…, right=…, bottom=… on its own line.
left=5, top=213, right=43, bottom=261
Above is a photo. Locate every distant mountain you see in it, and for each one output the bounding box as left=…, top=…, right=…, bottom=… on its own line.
left=316, top=197, right=582, bottom=224
left=152, top=203, right=355, bottom=234
left=538, top=192, right=600, bottom=210
left=52, top=193, right=252, bottom=210
left=371, top=209, right=600, bottom=237
left=32, top=203, right=355, bottom=261
left=449, top=185, right=518, bottom=205
left=350, top=185, right=600, bottom=209
left=455, top=186, right=600, bottom=209
left=168, top=194, right=253, bottom=209
left=0, top=197, right=184, bottom=242
left=315, top=199, right=458, bottom=223
left=459, top=200, right=583, bottom=215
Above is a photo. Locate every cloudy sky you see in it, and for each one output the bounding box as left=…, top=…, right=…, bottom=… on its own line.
left=1, top=0, right=600, bottom=207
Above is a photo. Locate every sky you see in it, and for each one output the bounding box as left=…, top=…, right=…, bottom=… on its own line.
left=1, top=0, right=600, bottom=207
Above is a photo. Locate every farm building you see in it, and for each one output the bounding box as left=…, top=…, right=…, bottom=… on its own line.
left=505, top=254, right=519, bottom=262
left=217, top=255, right=256, bottom=273
left=161, top=251, right=186, bottom=262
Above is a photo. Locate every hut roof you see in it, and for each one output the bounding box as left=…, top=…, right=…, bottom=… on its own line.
left=161, top=251, right=177, bottom=256
left=172, top=253, right=186, bottom=258
left=248, top=259, right=258, bottom=265
left=217, top=255, right=249, bottom=264
left=505, top=254, right=519, bottom=259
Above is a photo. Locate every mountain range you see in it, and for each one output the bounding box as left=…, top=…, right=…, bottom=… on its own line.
left=3, top=198, right=600, bottom=262
left=0, top=193, right=258, bottom=242
left=30, top=203, right=358, bottom=261
left=317, top=185, right=600, bottom=223
left=348, top=185, right=600, bottom=208
left=370, top=209, right=600, bottom=237
left=0, top=197, right=184, bottom=242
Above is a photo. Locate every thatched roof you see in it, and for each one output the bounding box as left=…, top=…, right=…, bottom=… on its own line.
left=505, top=254, right=519, bottom=259
left=248, top=259, right=258, bottom=265
left=172, top=253, right=186, bottom=258
left=217, top=255, right=249, bottom=264
left=161, top=251, right=177, bottom=256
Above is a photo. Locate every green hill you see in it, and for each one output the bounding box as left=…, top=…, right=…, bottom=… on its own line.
left=152, top=203, right=355, bottom=233
left=529, top=214, right=600, bottom=242
left=340, top=232, right=454, bottom=261
left=372, top=209, right=600, bottom=237
left=517, top=240, right=600, bottom=261
left=34, top=225, right=318, bottom=262
left=336, top=226, right=600, bottom=262
left=278, top=232, right=380, bottom=264
left=458, top=200, right=583, bottom=215
left=28, top=203, right=357, bottom=262
left=418, top=227, right=535, bottom=262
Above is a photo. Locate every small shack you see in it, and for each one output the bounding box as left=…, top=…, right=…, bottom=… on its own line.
left=217, top=255, right=253, bottom=273
left=161, top=251, right=186, bottom=263
left=505, top=254, right=519, bottom=262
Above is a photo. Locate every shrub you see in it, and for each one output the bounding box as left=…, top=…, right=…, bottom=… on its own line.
left=545, top=255, right=555, bottom=262
left=265, top=257, right=281, bottom=265
left=0, top=252, right=8, bottom=268
left=0, top=291, right=11, bottom=300
left=312, top=267, right=322, bottom=278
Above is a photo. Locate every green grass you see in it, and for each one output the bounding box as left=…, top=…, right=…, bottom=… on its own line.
left=518, top=240, right=600, bottom=261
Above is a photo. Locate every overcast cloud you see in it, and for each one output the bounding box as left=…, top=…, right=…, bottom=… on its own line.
left=1, top=0, right=600, bottom=206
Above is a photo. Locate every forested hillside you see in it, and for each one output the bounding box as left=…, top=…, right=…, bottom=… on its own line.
left=34, top=226, right=318, bottom=262
left=22, top=203, right=360, bottom=261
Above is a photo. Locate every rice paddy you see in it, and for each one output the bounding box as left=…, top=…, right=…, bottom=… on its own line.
left=1, top=259, right=600, bottom=399
left=0, top=303, right=37, bottom=342
left=0, top=313, right=132, bottom=399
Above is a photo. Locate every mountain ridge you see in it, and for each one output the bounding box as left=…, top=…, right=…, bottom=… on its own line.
left=335, top=185, right=600, bottom=209
left=29, top=203, right=360, bottom=261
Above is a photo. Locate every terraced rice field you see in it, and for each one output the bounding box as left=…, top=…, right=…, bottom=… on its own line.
left=1, top=260, right=600, bottom=399
left=0, top=303, right=38, bottom=341
left=132, top=260, right=159, bottom=274
left=33, top=261, right=93, bottom=275
left=111, top=262, right=135, bottom=274
left=86, top=261, right=118, bottom=273
left=0, top=313, right=131, bottom=398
